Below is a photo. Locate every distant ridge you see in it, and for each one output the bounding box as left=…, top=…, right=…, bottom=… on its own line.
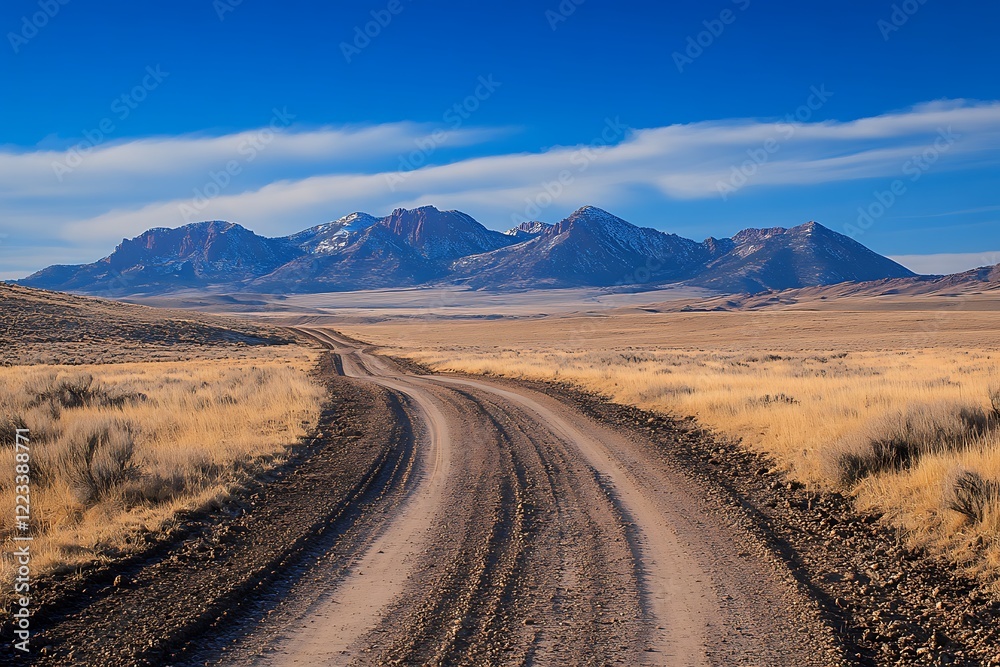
left=19, top=205, right=918, bottom=296
left=688, top=221, right=917, bottom=293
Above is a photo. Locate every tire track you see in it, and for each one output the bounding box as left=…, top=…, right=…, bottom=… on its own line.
left=243, top=327, right=831, bottom=666
left=24, top=326, right=833, bottom=667
left=287, top=329, right=662, bottom=664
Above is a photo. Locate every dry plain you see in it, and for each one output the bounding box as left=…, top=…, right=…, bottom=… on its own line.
left=334, top=293, right=1000, bottom=584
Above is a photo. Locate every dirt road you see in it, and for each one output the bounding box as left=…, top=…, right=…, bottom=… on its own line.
left=226, top=328, right=830, bottom=666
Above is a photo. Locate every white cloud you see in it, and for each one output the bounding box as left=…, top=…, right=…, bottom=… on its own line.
left=890, top=251, right=1000, bottom=275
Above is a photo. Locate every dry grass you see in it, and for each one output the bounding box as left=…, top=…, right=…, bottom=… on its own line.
left=0, top=349, right=323, bottom=601
left=341, top=311, right=1000, bottom=585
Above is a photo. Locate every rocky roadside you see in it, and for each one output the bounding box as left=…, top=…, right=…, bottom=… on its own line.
left=496, top=374, right=1000, bottom=667
left=1, top=353, right=411, bottom=666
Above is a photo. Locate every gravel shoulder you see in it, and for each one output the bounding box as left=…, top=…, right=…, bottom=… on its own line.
left=499, top=375, right=1000, bottom=667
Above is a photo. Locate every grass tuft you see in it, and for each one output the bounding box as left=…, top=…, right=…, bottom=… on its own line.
left=947, top=469, right=1000, bottom=524
left=826, top=402, right=998, bottom=486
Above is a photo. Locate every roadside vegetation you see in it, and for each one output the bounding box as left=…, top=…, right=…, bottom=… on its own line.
left=363, top=337, right=1000, bottom=586
left=0, top=352, right=324, bottom=603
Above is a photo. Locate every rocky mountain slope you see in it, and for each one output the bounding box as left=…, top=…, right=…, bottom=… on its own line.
left=451, top=206, right=721, bottom=289
left=22, top=221, right=300, bottom=294
left=688, top=221, right=917, bottom=293
left=249, top=206, right=518, bottom=292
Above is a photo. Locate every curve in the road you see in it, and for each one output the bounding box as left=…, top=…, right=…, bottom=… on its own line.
left=240, top=327, right=827, bottom=666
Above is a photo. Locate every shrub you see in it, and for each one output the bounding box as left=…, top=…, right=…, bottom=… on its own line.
left=827, top=401, right=998, bottom=486
left=54, top=418, right=138, bottom=505
left=25, top=372, right=146, bottom=412
left=947, top=470, right=1000, bottom=523
left=749, top=393, right=800, bottom=407
left=0, top=414, right=27, bottom=448
left=26, top=372, right=95, bottom=409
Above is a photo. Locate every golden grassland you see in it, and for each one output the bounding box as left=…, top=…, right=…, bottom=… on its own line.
left=0, top=347, right=324, bottom=602
left=340, top=308, right=1000, bottom=583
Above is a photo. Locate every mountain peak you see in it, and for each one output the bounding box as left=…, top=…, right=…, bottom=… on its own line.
left=569, top=205, right=619, bottom=220
left=339, top=211, right=377, bottom=223
left=392, top=204, right=439, bottom=215
left=694, top=219, right=915, bottom=293
left=286, top=211, right=380, bottom=254
left=378, top=206, right=516, bottom=261
left=793, top=220, right=831, bottom=234
left=558, top=206, right=639, bottom=234
left=140, top=219, right=245, bottom=236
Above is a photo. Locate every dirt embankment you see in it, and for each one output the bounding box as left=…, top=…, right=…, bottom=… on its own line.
left=0, top=283, right=292, bottom=365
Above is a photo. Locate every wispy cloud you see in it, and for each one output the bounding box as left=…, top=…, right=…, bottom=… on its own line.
left=0, top=121, right=505, bottom=202
left=4, top=99, right=1000, bottom=278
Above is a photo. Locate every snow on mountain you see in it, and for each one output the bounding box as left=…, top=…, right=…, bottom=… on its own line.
left=249, top=206, right=520, bottom=293
left=284, top=212, right=381, bottom=254
left=504, top=221, right=553, bottom=241
left=451, top=206, right=708, bottom=289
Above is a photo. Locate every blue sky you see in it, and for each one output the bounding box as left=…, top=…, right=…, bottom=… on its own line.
left=2, top=0, right=999, bottom=279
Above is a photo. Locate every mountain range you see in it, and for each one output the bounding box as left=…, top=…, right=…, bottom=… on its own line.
left=18, top=205, right=919, bottom=296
